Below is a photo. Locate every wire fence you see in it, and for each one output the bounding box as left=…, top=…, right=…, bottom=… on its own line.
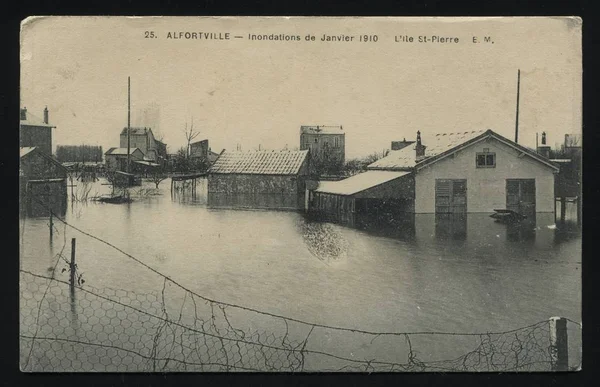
left=19, top=199, right=582, bottom=372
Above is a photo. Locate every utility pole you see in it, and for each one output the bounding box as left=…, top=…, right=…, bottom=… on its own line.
left=127, top=76, right=131, bottom=173
left=514, top=69, right=521, bottom=144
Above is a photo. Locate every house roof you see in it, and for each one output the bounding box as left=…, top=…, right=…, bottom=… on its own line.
left=368, top=129, right=559, bottom=172
left=300, top=125, right=344, bottom=135
left=315, top=171, right=411, bottom=196
left=20, top=110, right=55, bottom=128
left=20, top=146, right=67, bottom=173
left=105, top=147, right=141, bottom=155
left=208, top=149, right=309, bottom=175
left=120, top=127, right=153, bottom=136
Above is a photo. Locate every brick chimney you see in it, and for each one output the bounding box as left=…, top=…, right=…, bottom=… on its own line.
left=20, top=107, right=27, bottom=121
left=415, top=131, right=426, bottom=159
left=43, top=106, right=49, bottom=124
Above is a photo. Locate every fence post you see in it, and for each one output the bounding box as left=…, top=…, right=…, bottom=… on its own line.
left=560, top=197, right=566, bottom=223
left=49, top=212, right=53, bottom=241
left=70, top=238, right=76, bottom=290
left=549, top=316, right=568, bottom=371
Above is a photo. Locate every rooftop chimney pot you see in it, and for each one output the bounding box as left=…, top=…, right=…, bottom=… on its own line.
left=43, top=106, right=49, bottom=124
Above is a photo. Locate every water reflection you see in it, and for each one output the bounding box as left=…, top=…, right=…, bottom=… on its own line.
left=296, top=218, right=349, bottom=264
left=435, top=214, right=467, bottom=241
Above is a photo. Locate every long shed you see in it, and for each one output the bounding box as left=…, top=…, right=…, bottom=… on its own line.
left=312, top=170, right=414, bottom=227
left=207, top=149, right=309, bottom=210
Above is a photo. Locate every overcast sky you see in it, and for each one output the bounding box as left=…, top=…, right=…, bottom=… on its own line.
left=20, top=17, right=581, bottom=159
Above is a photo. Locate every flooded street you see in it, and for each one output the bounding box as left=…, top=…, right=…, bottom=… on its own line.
left=20, top=178, right=582, bottom=371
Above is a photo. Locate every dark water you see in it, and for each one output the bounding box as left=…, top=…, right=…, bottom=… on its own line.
left=19, top=178, right=582, bottom=370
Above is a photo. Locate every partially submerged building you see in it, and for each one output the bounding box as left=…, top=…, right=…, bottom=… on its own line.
left=20, top=147, right=68, bottom=217
left=312, top=129, right=559, bottom=226
left=207, top=149, right=310, bottom=210
left=104, top=147, right=144, bottom=172
left=190, top=139, right=221, bottom=166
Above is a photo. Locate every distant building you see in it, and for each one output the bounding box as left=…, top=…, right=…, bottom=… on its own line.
left=312, top=129, right=559, bottom=226
left=104, top=147, right=144, bottom=172
left=119, top=127, right=167, bottom=164
left=190, top=139, right=221, bottom=166
left=391, top=138, right=415, bottom=151
left=300, top=125, right=345, bottom=173
left=20, top=107, right=56, bottom=156
left=20, top=147, right=67, bottom=217
left=207, top=149, right=310, bottom=210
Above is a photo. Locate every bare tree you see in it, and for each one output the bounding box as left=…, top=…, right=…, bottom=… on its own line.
left=150, top=167, right=168, bottom=189
left=183, top=117, right=200, bottom=158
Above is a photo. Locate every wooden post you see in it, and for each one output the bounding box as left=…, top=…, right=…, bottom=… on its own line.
left=560, top=197, right=566, bottom=223
left=49, top=212, right=53, bottom=241
left=70, top=238, right=76, bottom=290
left=549, top=317, right=568, bottom=371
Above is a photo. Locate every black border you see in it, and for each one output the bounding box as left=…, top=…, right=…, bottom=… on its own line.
left=3, top=1, right=594, bottom=386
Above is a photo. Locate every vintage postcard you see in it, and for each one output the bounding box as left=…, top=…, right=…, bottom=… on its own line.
left=19, top=16, right=582, bottom=372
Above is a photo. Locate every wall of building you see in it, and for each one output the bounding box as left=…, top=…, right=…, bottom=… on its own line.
left=300, top=133, right=345, bottom=166
left=414, top=138, right=556, bottom=213
left=20, top=125, right=52, bottom=156
left=20, top=151, right=67, bottom=180
left=120, top=131, right=159, bottom=161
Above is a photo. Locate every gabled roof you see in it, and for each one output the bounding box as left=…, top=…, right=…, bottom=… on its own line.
left=208, top=149, right=309, bottom=175
left=105, top=147, right=142, bottom=155
left=368, top=129, right=559, bottom=172
left=20, top=146, right=67, bottom=173
left=300, top=125, right=344, bottom=135
left=315, top=171, right=411, bottom=196
left=20, top=110, right=55, bottom=128
left=415, top=129, right=559, bottom=172
left=120, top=127, right=154, bottom=136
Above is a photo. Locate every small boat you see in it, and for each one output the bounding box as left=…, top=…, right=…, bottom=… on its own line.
left=490, top=209, right=527, bottom=223
left=95, top=195, right=132, bottom=204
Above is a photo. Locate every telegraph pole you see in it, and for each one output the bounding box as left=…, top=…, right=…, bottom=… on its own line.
left=127, top=76, right=131, bottom=173
left=514, top=69, right=521, bottom=144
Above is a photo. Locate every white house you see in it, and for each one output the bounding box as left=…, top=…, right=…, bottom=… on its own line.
left=312, top=129, right=559, bottom=226
left=367, top=129, right=559, bottom=214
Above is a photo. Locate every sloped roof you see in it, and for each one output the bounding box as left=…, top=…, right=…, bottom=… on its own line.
left=105, top=147, right=141, bottom=155
left=368, top=129, right=558, bottom=172
left=315, top=171, right=411, bottom=196
left=368, top=130, right=486, bottom=170
left=300, top=125, right=344, bottom=135
left=208, top=150, right=309, bottom=175
left=20, top=110, right=55, bottom=128
left=20, top=146, right=67, bottom=173
left=120, top=127, right=153, bottom=135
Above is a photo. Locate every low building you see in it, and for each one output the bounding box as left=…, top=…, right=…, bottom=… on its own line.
left=20, top=107, right=56, bottom=156
left=311, top=129, right=559, bottom=226
left=207, top=149, right=309, bottom=210
left=20, top=147, right=67, bottom=217
left=104, top=147, right=144, bottom=172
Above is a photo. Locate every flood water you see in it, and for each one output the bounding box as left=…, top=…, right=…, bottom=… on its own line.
left=19, top=177, right=582, bottom=371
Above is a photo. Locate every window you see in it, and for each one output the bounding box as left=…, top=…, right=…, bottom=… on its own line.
left=334, top=137, right=339, bottom=148
left=476, top=152, right=496, bottom=168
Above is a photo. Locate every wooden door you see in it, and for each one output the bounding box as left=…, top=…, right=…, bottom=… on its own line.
left=506, top=179, right=536, bottom=216
left=435, top=179, right=467, bottom=214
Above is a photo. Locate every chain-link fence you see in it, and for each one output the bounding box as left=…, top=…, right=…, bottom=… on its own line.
left=20, top=201, right=582, bottom=372
left=20, top=268, right=580, bottom=372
